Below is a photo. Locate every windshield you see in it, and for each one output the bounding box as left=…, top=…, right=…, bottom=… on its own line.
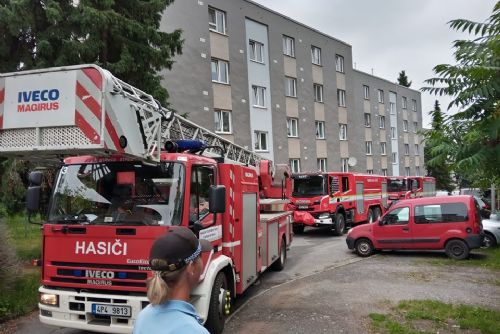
left=387, top=179, right=407, bottom=192
left=48, top=162, right=185, bottom=226
left=292, top=176, right=326, bottom=197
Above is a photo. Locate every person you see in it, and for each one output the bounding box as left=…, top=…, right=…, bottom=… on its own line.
left=133, top=227, right=212, bottom=334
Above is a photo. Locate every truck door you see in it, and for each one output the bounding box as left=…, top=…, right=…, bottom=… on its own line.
left=189, top=165, right=216, bottom=228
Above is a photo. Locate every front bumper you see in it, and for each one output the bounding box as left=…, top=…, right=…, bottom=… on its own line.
left=346, top=236, right=355, bottom=249
left=314, top=217, right=333, bottom=226
left=465, top=234, right=483, bottom=249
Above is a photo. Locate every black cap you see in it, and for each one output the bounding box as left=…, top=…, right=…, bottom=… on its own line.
left=149, top=227, right=212, bottom=271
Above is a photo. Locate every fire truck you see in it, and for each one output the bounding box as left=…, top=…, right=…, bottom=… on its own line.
left=387, top=176, right=436, bottom=201
left=289, top=172, right=388, bottom=235
left=0, top=64, right=293, bottom=334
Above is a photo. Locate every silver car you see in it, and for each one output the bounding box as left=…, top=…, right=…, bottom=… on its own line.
left=482, top=218, right=500, bottom=248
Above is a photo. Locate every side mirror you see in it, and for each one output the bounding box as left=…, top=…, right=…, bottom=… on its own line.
left=209, top=185, right=226, bottom=213
left=26, top=186, right=41, bottom=213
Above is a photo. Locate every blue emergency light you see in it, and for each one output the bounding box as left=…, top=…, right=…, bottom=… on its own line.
left=164, top=140, right=206, bottom=153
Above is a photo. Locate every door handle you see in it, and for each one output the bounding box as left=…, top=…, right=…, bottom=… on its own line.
left=402, top=227, right=410, bottom=231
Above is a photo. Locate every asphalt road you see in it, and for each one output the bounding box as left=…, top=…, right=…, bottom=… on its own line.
left=8, top=226, right=356, bottom=334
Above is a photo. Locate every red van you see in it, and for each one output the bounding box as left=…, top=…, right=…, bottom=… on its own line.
left=346, top=195, right=483, bottom=259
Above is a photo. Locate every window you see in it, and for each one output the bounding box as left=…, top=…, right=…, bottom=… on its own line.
left=211, top=59, right=229, bottom=84
left=379, top=115, right=386, bottom=129
left=214, top=109, right=232, bottom=134
left=404, top=144, right=410, bottom=155
left=341, top=158, right=349, bottom=172
left=364, top=113, right=371, bottom=127
left=190, top=165, right=215, bottom=223
left=414, top=203, right=468, bottom=224
left=416, top=166, right=421, bottom=176
left=311, top=46, right=321, bottom=65
left=412, top=99, right=417, bottom=111
left=391, top=127, right=396, bottom=139
left=367, top=169, right=373, bottom=175
left=390, top=101, right=396, bottom=114
left=381, top=169, right=387, bottom=176
left=383, top=207, right=409, bottom=225
left=252, top=85, right=266, bottom=107
left=392, top=152, right=397, bottom=164
left=403, top=120, right=408, bottom=132
left=337, top=89, right=346, bottom=107
left=363, top=85, right=370, bottom=99
left=366, top=141, right=372, bottom=155
left=402, top=96, right=407, bottom=109
left=249, top=40, right=264, bottom=63
left=380, top=142, right=387, bottom=155
left=317, top=158, right=327, bottom=172
left=378, top=89, right=384, bottom=103
left=415, top=144, right=420, bottom=155
left=413, top=121, right=418, bottom=133
left=208, top=7, right=226, bottom=34
left=283, top=35, right=295, bottom=57
left=315, top=121, right=325, bottom=139
left=405, top=167, right=411, bottom=176
left=339, top=124, right=347, bottom=140
left=290, top=159, right=300, bottom=173
left=314, top=84, right=324, bottom=102
left=287, top=117, right=298, bottom=137
left=254, top=131, right=268, bottom=151
left=335, top=54, right=344, bottom=73
left=285, top=77, right=297, bottom=97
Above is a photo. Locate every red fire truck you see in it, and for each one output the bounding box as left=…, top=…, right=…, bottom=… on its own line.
left=0, top=65, right=292, bottom=334
left=289, top=172, right=388, bottom=235
left=387, top=176, right=436, bottom=201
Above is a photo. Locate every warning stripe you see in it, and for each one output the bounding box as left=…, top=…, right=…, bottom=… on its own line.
left=0, top=88, right=4, bottom=104
left=82, top=68, right=103, bottom=90
left=105, top=114, right=124, bottom=153
left=75, top=111, right=100, bottom=144
left=0, top=88, right=4, bottom=129
left=76, top=81, right=101, bottom=120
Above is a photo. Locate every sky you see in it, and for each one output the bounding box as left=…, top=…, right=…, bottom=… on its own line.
left=252, top=0, right=497, bottom=128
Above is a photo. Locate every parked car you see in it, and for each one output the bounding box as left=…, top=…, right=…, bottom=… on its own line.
left=482, top=218, right=500, bottom=248
left=346, top=195, right=483, bottom=260
left=474, top=196, right=491, bottom=219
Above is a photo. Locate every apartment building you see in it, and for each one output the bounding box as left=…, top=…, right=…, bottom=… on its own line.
left=160, top=0, right=424, bottom=176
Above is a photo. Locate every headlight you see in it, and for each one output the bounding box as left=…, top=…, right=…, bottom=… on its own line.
left=347, top=228, right=353, bottom=235
left=40, top=293, right=59, bottom=306
left=318, top=213, right=330, bottom=219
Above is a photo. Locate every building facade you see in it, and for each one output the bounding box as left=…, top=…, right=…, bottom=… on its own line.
left=160, top=0, right=424, bottom=176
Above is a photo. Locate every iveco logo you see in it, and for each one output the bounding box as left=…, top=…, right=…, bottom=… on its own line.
left=85, top=270, right=114, bottom=279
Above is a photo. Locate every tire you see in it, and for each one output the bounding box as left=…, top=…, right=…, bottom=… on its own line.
left=374, top=207, right=382, bottom=221
left=205, top=272, right=229, bottom=334
left=293, top=224, right=305, bottom=234
left=367, top=208, right=375, bottom=224
left=271, top=238, right=287, bottom=271
left=482, top=233, right=497, bottom=248
left=331, top=213, right=346, bottom=236
left=355, top=238, right=374, bottom=257
left=445, top=239, right=470, bottom=260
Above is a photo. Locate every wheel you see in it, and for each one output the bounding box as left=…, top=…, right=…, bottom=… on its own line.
left=271, top=238, right=287, bottom=271
left=367, top=208, right=375, bottom=224
left=374, top=207, right=382, bottom=221
left=445, top=239, right=470, bottom=260
left=293, top=224, right=305, bottom=234
left=205, top=272, right=229, bottom=334
left=331, top=213, right=346, bottom=236
left=355, top=238, right=374, bottom=257
left=482, top=233, right=497, bottom=248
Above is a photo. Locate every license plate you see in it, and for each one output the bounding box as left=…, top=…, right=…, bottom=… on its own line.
left=91, top=304, right=131, bottom=318
left=298, top=205, right=308, bottom=210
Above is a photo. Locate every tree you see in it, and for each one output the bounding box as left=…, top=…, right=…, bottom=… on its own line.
left=424, top=101, right=454, bottom=191
left=397, top=70, right=412, bottom=87
left=422, top=2, right=500, bottom=189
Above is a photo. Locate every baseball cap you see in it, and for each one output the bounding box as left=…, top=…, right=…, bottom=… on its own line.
left=149, top=227, right=212, bottom=272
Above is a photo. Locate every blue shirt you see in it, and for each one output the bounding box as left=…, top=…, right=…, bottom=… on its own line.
left=133, top=300, right=210, bottom=334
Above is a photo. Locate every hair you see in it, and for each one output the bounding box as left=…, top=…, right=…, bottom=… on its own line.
left=146, top=267, right=187, bottom=305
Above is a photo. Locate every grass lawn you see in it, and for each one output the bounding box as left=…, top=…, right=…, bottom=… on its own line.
left=4, top=213, right=42, bottom=261
left=418, top=247, right=500, bottom=271
left=370, top=300, right=500, bottom=334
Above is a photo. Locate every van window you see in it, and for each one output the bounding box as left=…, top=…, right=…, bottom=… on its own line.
left=383, top=207, right=409, bottom=225
left=414, top=202, right=468, bottom=224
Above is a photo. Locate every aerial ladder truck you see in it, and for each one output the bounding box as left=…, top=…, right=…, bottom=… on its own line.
left=0, top=64, right=292, bottom=334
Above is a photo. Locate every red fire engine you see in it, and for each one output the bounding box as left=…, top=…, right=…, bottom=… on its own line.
left=387, top=176, right=436, bottom=201
left=0, top=65, right=293, bottom=334
left=289, top=172, right=388, bottom=235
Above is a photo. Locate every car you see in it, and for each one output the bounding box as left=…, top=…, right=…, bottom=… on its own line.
left=346, top=195, right=483, bottom=260
left=481, top=218, right=500, bottom=248
left=473, top=196, right=491, bottom=219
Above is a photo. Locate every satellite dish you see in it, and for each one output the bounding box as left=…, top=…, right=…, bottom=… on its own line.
left=347, top=157, right=357, bottom=167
